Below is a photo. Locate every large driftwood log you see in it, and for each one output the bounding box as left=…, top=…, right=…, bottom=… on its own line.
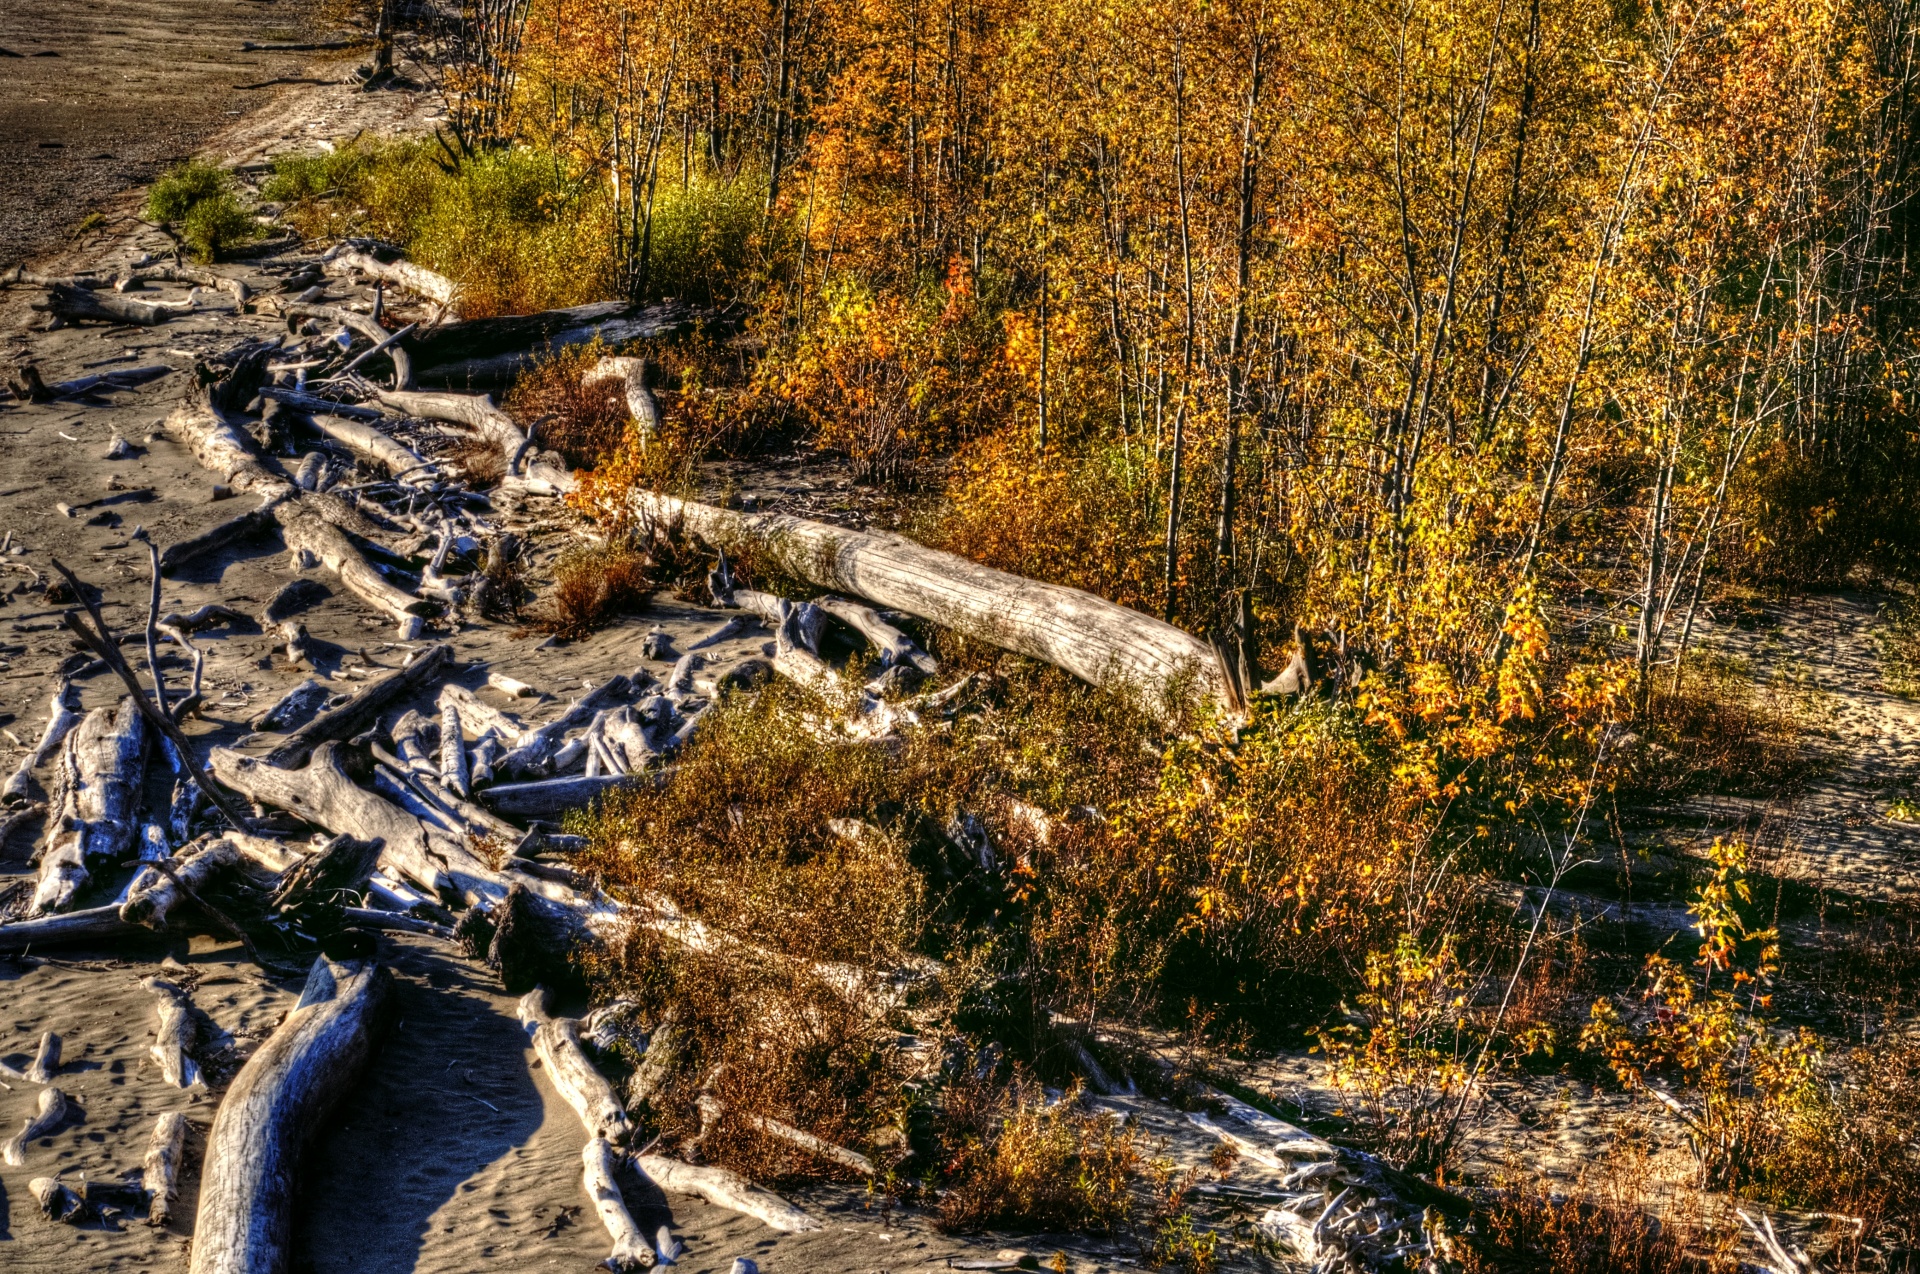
left=623, top=493, right=1234, bottom=717
left=37, top=282, right=189, bottom=326
left=33, top=697, right=148, bottom=915
left=262, top=643, right=452, bottom=768
left=518, top=987, right=633, bottom=1145
left=143, top=977, right=204, bottom=1087
left=2, top=1086, right=67, bottom=1166
left=0, top=903, right=150, bottom=951
left=583, top=1137, right=654, bottom=1272
left=189, top=958, right=392, bottom=1274
left=320, top=248, right=459, bottom=309
left=122, top=839, right=241, bottom=928
left=634, top=1154, right=820, bottom=1233
left=145, top=1111, right=189, bottom=1226
left=3, top=677, right=80, bottom=804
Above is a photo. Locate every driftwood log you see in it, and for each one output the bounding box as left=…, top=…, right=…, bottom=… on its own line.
left=37, top=281, right=191, bottom=326
left=583, top=1137, right=654, bottom=1272
left=2, top=1086, right=67, bottom=1165
left=145, top=1111, right=189, bottom=1226
left=0, top=903, right=151, bottom=950
left=320, top=248, right=459, bottom=310
left=143, top=976, right=204, bottom=1087
left=518, top=987, right=634, bottom=1145
left=580, top=356, right=660, bottom=447
left=261, top=643, right=452, bottom=768
left=620, top=492, right=1235, bottom=717
left=26, top=1031, right=61, bottom=1084
left=122, top=839, right=241, bottom=928
left=3, top=677, right=80, bottom=803
left=403, top=300, right=693, bottom=387
left=32, top=697, right=148, bottom=915
left=281, top=302, right=411, bottom=388
left=189, top=958, right=392, bottom=1274
left=634, top=1153, right=819, bottom=1233
left=30, top=1175, right=83, bottom=1222
left=304, top=412, right=433, bottom=483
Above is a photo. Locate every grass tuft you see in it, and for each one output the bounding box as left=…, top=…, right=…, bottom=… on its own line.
left=533, top=543, right=653, bottom=638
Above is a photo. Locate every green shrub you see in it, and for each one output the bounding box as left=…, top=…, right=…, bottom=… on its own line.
left=645, top=172, right=763, bottom=304
left=146, top=161, right=259, bottom=261
left=146, top=161, right=230, bottom=223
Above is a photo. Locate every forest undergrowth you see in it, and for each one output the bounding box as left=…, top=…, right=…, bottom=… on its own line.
left=237, top=0, right=1920, bottom=1264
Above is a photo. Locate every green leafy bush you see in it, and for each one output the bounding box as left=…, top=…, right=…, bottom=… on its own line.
left=146, top=161, right=258, bottom=262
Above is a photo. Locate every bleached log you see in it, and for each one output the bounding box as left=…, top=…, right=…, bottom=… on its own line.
left=3, top=677, right=80, bottom=804
left=731, top=589, right=822, bottom=653
left=26, top=1031, right=61, bottom=1084
left=320, top=248, right=459, bottom=309
left=122, top=839, right=241, bottom=928
left=250, top=678, right=331, bottom=732
left=487, top=671, right=537, bottom=698
left=262, top=642, right=452, bottom=768
left=305, top=413, right=433, bottom=484
left=439, top=683, right=526, bottom=746
left=2, top=1086, right=67, bottom=1165
left=189, top=959, right=392, bottom=1274
left=815, top=596, right=937, bottom=674
left=407, top=300, right=693, bottom=388
left=633, top=1154, right=820, bottom=1233
left=0, top=904, right=149, bottom=951
left=143, top=977, right=204, bottom=1087
left=33, top=697, right=148, bottom=915
left=282, top=302, right=411, bottom=388
left=125, top=263, right=249, bottom=308
left=340, top=906, right=455, bottom=940
left=623, top=492, right=1235, bottom=717
left=438, top=704, right=469, bottom=796
left=583, top=1136, right=654, bottom=1272
left=519, top=987, right=634, bottom=1145
left=37, top=281, right=189, bottom=325
left=144, top=1111, right=188, bottom=1226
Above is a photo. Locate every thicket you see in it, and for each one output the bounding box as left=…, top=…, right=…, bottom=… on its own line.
left=295, top=0, right=1920, bottom=1258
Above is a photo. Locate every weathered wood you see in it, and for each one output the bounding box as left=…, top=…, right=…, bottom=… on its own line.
left=439, top=703, right=469, bottom=796
left=282, top=302, right=411, bottom=388
left=815, top=596, right=938, bottom=674
left=340, top=906, right=454, bottom=940
left=479, top=774, right=650, bottom=818
left=26, top=1031, right=61, bottom=1084
left=518, top=986, right=634, bottom=1145
left=268, top=833, right=379, bottom=916
left=122, top=839, right=240, bottom=928
left=125, top=263, right=249, bottom=307
left=487, top=671, right=537, bottom=699
left=189, top=958, right=392, bottom=1274
left=250, top=678, right=332, bottom=732
left=0, top=903, right=150, bottom=951
left=33, top=697, right=148, bottom=915
left=438, top=682, right=526, bottom=745
left=374, top=388, right=525, bottom=464
left=159, top=507, right=277, bottom=575
left=305, top=413, right=432, bottom=484
left=211, top=742, right=504, bottom=911
left=144, top=1111, right=189, bottom=1226
left=696, top=1094, right=876, bottom=1176
left=261, top=643, right=452, bottom=768
left=496, top=676, right=632, bottom=778
left=634, top=1153, right=819, bottom=1233
left=582, top=1136, right=654, bottom=1271
left=320, top=248, right=459, bottom=309
left=405, top=300, right=692, bottom=386
left=143, top=977, right=204, bottom=1087
left=2, top=1086, right=67, bottom=1165
left=623, top=492, right=1234, bottom=716
left=29, top=1175, right=83, bottom=1222
left=37, top=281, right=189, bottom=326
left=581, top=356, right=660, bottom=448
left=3, top=677, right=80, bottom=804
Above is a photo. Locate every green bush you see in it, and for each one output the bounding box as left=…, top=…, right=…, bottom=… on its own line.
left=146, top=161, right=259, bottom=262
left=645, top=172, right=763, bottom=304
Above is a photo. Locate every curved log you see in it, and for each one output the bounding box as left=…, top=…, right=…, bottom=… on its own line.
left=580, top=356, right=660, bottom=447
left=633, top=1154, right=819, bottom=1233
left=305, top=413, right=433, bottom=484
left=2, top=1086, right=67, bottom=1166
left=374, top=388, right=524, bottom=461
left=188, top=958, right=392, bottom=1274
left=814, top=596, right=937, bottom=675
left=621, top=493, right=1233, bottom=718
left=3, top=677, right=80, bottom=804
left=33, top=697, right=148, bottom=915
left=518, top=987, right=633, bottom=1145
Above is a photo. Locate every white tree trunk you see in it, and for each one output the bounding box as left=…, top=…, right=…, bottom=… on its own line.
left=33, top=697, right=148, bottom=915
left=582, top=1136, right=655, bottom=1272
left=518, top=986, right=634, bottom=1145
left=633, top=1154, right=819, bottom=1232
left=144, top=1111, right=189, bottom=1226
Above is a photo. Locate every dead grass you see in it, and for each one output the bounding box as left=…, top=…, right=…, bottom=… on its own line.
left=933, top=1072, right=1140, bottom=1234
left=443, top=434, right=507, bottom=488
left=531, top=543, right=653, bottom=638
left=506, top=343, right=633, bottom=470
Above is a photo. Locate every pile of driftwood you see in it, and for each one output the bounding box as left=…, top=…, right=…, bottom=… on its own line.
left=0, top=240, right=1355, bottom=1269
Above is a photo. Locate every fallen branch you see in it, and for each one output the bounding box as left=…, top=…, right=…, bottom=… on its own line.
left=321, top=247, right=459, bottom=310
left=189, top=958, right=392, bottom=1274
left=144, top=1111, right=188, bottom=1226
left=3, top=677, right=80, bottom=804
left=143, top=976, right=204, bottom=1087
left=583, top=1137, right=654, bottom=1271
left=633, top=1153, right=820, bottom=1233
left=32, top=697, right=148, bottom=915
left=519, top=986, right=634, bottom=1145
left=262, top=642, right=452, bottom=768
left=2, top=1086, right=67, bottom=1165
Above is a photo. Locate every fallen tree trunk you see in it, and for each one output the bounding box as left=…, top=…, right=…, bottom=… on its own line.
left=624, top=493, right=1234, bottom=717
left=374, top=388, right=524, bottom=460
left=320, top=248, right=459, bottom=310
left=37, top=282, right=189, bottom=326
left=404, top=300, right=694, bottom=387
left=32, top=697, right=148, bottom=915
left=0, top=903, right=151, bottom=950
left=518, top=987, right=634, bottom=1144
left=580, top=356, right=660, bottom=447
left=189, top=958, right=392, bottom=1274
left=582, top=1136, right=654, bottom=1271
left=121, top=838, right=240, bottom=928
left=144, top=1111, right=188, bottom=1226
left=262, top=642, right=452, bottom=768
left=143, top=976, right=204, bottom=1087
left=633, top=1153, right=819, bottom=1233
